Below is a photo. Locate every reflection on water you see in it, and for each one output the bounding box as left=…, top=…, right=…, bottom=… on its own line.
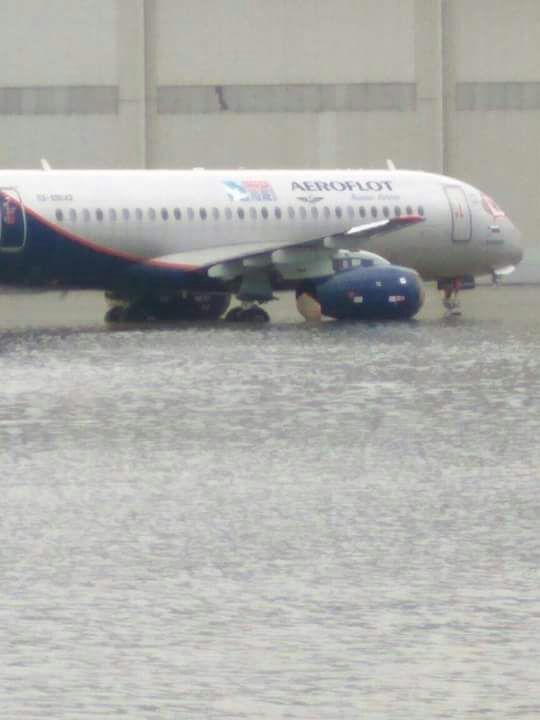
left=1, top=288, right=540, bottom=718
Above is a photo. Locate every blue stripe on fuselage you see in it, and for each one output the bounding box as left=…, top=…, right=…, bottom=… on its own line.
left=0, top=204, right=221, bottom=293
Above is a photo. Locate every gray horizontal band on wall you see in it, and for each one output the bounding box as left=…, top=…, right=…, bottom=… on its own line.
left=0, top=86, right=119, bottom=115
left=456, top=82, right=540, bottom=111
left=157, top=83, right=417, bottom=114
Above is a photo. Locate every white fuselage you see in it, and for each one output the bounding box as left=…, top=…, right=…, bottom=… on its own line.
left=0, top=168, right=523, bottom=284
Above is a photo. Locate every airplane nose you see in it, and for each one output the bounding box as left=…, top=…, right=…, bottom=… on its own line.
left=512, top=244, right=524, bottom=266
left=508, top=222, right=524, bottom=266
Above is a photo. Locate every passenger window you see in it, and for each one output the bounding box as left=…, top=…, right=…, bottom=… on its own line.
left=148, top=208, right=156, bottom=221
left=347, top=206, right=355, bottom=220
left=96, top=209, right=103, bottom=222
left=335, top=207, right=342, bottom=219
left=311, top=206, right=319, bottom=219
left=249, top=207, right=257, bottom=220
left=406, top=205, right=413, bottom=215
left=371, top=207, right=378, bottom=218
left=200, top=208, right=207, bottom=220
left=299, top=206, right=307, bottom=219
left=162, top=208, right=169, bottom=221
left=237, top=208, right=245, bottom=220
left=56, top=209, right=64, bottom=222
left=122, top=209, right=130, bottom=221
left=418, top=206, right=425, bottom=217
left=188, top=208, right=195, bottom=220
left=212, top=207, right=220, bottom=220
left=135, top=208, right=143, bottom=221
left=274, top=207, right=282, bottom=219
left=261, top=207, right=269, bottom=219
left=383, top=206, right=390, bottom=218
left=323, top=206, right=331, bottom=219
left=394, top=206, right=401, bottom=217
left=174, top=208, right=181, bottom=220
left=68, top=208, right=77, bottom=222
left=288, top=206, right=295, bottom=219
left=359, top=206, right=366, bottom=218
left=83, top=209, right=90, bottom=222
left=109, top=209, right=117, bottom=222
left=225, top=207, right=233, bottom=220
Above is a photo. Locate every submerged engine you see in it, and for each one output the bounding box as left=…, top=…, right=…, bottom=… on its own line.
left=296, top=251, right=425, bottom=321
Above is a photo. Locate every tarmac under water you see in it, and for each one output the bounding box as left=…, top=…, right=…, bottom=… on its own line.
left=1, top=285, right=539, bottom=718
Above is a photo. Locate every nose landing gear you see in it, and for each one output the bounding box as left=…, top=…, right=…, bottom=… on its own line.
left=438, top=278, right=462, bottom=316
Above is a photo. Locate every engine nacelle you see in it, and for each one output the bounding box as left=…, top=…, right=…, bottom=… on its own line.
left=298, top=263, right=425, bottom=321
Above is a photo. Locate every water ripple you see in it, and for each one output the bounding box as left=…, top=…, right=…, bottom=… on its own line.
left=1, top=292, right=540, bottom=718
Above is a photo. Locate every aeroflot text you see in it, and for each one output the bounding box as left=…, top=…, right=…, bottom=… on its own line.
left=291, top=180, right=393, bottom=193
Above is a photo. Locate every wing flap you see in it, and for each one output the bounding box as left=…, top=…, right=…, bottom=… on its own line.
left=143, top=215, right=424, bottom=276
left=144, top=242, right=283, bottom=271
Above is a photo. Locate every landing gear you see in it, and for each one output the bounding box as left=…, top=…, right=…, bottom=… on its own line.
left=225, top=303, right=270, bottom=323
left=104, top=291, right=231, bottom=324
left=104, top=305, right=126, bottom=323
left=438, top=278, right=462, bottom=316
left=224, top=271, right=273, bottom=322
left=104, top=289, right=271, bottom=325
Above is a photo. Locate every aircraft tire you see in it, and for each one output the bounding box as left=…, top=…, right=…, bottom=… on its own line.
left=104, top=305, right=126, bottom=323
left=225, top=307, right=243, bottom=322
left=243, top=306, right=270, bottom=323
left=225, top=306, right=270, bottom=323
left=123, top=302, right=151, bottom=323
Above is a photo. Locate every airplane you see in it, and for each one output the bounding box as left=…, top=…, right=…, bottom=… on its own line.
left=0, top=161, right=523, bottom=324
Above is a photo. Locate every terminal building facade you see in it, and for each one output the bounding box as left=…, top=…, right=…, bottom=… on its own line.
left=1, top=0, right=538, bottom=280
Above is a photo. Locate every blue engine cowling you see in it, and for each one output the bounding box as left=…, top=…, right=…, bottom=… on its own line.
left=312, top=264, right=425, bottom=321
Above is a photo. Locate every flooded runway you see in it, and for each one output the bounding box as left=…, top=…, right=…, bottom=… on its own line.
left=1, top=286, right=540, bottom=718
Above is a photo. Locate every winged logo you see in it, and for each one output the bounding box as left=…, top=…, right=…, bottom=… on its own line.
left=296, top=195, right=324, bottom=204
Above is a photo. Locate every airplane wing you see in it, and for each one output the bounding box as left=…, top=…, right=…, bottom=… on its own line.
left=142, top=214, right=424, bottom=281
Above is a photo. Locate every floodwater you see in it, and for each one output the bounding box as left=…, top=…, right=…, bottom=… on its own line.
left=1, top=286, right=540, bottom=719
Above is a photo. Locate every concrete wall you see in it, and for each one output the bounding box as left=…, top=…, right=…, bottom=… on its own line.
left=0, top=0, right=145, bottom=168
left=444, top=0, right=540, bottom=281
left=0, top=0, right=538, bottom=279
left=149, top=0, right=432, bottom=171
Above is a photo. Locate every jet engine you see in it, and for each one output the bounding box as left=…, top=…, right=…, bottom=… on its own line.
left=296, top=251, right=425, bottom=321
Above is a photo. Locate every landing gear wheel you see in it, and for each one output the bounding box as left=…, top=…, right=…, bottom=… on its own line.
left=242, top=306, right=270, bottom=323
left=123, top=302, right=151, bottom=323
left=104, top=291, right=231, bottom=324
left=104, top=305, right=126, bottom=323
left=443, top=298, right=462, bottom=316
left=438, top=279, right=462, bottom=317
left=225, top=307, right=244, bottom=322
left=105, top=302, right=151, bottom=324
left=225, top=305, right=270, bottom=323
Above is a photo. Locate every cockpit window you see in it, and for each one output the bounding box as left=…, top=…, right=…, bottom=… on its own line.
left=482, top=195, right=505, bottom=218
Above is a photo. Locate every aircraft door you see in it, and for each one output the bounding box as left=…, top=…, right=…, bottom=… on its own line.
left=444, top=185, right=472, bottom=243
left=0, top=188, right=27, bottom=252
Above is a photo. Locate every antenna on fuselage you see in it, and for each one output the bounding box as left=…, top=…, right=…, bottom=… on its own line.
left=386, top=159, right=396, bottom=170
left=40, top=158, right=52, bottom=171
